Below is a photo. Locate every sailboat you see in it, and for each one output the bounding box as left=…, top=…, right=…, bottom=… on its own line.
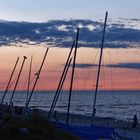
left=48, top=12, right=131, bottom=140
left=0, top=57, right=19, bottom=109
left=0, top=56, right=27, bottom=115
left=24, top=48, right=49, bottom=116
left=9, top=56, right=27, bottom=106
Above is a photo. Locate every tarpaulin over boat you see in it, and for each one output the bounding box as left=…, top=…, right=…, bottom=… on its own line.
left=54, top=121, right=116, bottom=140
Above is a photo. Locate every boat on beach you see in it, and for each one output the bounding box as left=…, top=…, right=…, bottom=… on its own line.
left=46, top=12, right=140, bottom=140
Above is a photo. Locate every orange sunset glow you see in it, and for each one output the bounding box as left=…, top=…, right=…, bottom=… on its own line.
left=0, top=46, right=140, bottom=91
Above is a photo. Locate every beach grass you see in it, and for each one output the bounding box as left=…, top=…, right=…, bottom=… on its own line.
left=0, top=114, right=79, bottom=140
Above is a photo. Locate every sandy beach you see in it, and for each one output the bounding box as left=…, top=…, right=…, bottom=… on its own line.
left=37, top=109, right=140, bottom=139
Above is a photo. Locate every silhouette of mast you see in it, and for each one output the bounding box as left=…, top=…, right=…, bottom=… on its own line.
left=9, top=56, right=27, bottom=106
left=52, top=58, right=73, bottom=114
left=26, top=48, right=49, bottom=108
left=48, top=41, right=75, bottom=119
left=91, top=12, right=108, bottom=126
left=0, top=57, right=19, bottom=107
left=66, top=28, right=80, bottom=124
left=26, top=55, right=33, bottom=105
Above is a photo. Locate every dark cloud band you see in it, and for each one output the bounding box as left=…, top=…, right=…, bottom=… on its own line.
left=0, top=19, right=140, bottom=48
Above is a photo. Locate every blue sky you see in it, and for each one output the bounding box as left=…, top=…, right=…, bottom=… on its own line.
left=0, top=0, right=139, bottom=22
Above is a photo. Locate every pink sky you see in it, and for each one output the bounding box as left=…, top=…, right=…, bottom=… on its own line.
left=0, top=46, right=140, bottom=91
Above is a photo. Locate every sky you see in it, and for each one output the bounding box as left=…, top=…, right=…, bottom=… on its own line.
left=0, top=47, right=140, bottom=91
left=0, top=0, right=140, bottom=91
left=0, top=0, right=140, bottom=22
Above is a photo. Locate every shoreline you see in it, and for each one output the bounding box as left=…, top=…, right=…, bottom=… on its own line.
left=39, top=109, right=140, bottom=129
left=1, top=105, right=140, bottom=139
left=39, top=109, right=140, bottom=139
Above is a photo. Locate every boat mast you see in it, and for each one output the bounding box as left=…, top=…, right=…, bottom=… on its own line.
left=51, top=57, right=73, bottom=114
left=0, top=57, right=19, bottom=107
left=66, top=28, right=80, bottom=124
left=48, top=57, right=73, bottom=118
left=9, top=56, right=27, bottom=106
left=26, top=48, right=49, bottom=108
left=26, top=55, right=33, bottom=105
left=48, top=41, right=75, bottom=119
left=91, top=12, right=108, bottom=125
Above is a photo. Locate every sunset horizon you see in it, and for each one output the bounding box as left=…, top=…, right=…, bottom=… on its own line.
left=0, top=46, right=140, bottom=91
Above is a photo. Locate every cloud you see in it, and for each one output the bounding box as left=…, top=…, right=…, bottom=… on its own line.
left=0, top=19, right=140, bottom=48
left=70, top=63, right=98, bottom=68
left=68, top=62, right=140, bottom=69
left=106, top=63, right=140, bottom=69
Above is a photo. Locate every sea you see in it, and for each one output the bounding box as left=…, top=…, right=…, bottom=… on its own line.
left=0, top=90, right=140, bottom=121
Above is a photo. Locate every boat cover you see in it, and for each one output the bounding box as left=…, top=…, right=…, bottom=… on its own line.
left=54, top=121, right=133, bottom=140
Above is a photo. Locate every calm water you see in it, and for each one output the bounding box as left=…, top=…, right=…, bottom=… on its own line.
left=0, top=90, right=140, bottom=121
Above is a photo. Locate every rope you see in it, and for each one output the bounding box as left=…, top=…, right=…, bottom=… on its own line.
left=109, top=51, right=114, bottom=93
left=102, top=52, right=106, bottom=93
